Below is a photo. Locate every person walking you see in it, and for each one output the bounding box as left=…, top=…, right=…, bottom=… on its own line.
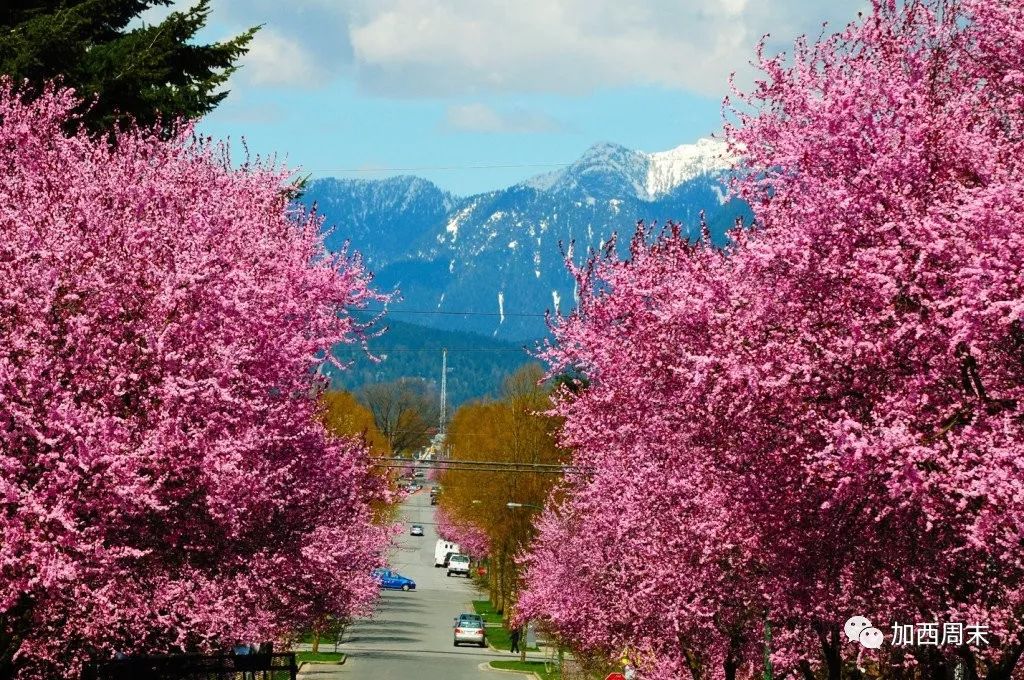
left=508, top=626, right=521, bottom=654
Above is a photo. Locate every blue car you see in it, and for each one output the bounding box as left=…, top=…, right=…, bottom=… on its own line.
left=372, top=568, right=416, bottom=591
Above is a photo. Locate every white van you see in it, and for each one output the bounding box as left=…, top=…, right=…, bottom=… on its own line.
left=434, top=539, right=461, bottom=567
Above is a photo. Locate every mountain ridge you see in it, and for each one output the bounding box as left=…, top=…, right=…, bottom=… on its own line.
left=303, top=138, right=750, bottom=341
left=325, top=315, right=534, bottom=408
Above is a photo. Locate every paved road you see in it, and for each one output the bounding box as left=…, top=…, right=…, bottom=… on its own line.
left=300, top=488, right=514, bottom=680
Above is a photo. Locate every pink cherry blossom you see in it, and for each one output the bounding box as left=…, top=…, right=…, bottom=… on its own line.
left=0, top=83, right=390, bottom=679
left=517, top=2, right=1024, bottom=680
left=436, top=505, right=490, bottom=559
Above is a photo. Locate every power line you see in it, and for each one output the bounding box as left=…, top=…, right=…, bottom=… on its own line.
left=388, top=431, right=513, bottom=437
left=374, top=458, right=567, bottom=470
left=370, top=457, right=579, bottom=474
left=360, top=308, right=550, bottom=319
left=310, top=162, right=571, bottom=173
left=308, top=155, right=732, bottom=174
left=333, top=347, right=530, bottom=352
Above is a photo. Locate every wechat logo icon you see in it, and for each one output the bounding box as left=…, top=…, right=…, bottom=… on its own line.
left=845, top=616, right=884, bottom=649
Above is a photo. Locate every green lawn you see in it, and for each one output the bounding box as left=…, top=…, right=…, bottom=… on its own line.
left=295, top=651, right=345, bottom=665
left=472, top=600, right=539, bottom=652
left=472, top=599, right=504, bottom=624
left=489, top=660, right=560, bottom=680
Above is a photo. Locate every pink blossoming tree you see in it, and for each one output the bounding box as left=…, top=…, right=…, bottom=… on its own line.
left=436, top=506, right=491, bottom=560
left=0, top=84, right=390, bottom=679
left=517, top=2, right=1024, bottom=680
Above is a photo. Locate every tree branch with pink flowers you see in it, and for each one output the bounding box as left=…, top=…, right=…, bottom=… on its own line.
left=517, top=2, right=1024, bottom=679
left=0, top=82, right=391, bottom=680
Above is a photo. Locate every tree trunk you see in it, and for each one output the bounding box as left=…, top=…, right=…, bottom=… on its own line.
left=717, top=628, right=742, bottom=680
left=957, top=646, right=980, bottom=680
left=0, top=605, right=30, bottom=680
left=496, top=549, right=505, bottom=613
left=984, top=641, right=1024, bottom=680
left=925, top=647, right=951, bottom=680
left=725, top=655, right=739, bottom=680
left=816, top=624, right=842, bottom=680
left=489, top=558, right=499, bottom=608
left=684, top=647, right=703, bottom=680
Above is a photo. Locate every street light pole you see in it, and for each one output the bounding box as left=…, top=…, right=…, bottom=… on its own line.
left=440, top=348, right=447, bottom=433
left=503, top=500, right=543, bottom=661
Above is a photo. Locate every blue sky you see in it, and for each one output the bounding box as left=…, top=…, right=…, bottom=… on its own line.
left=149, top=1, right=864, bottom=196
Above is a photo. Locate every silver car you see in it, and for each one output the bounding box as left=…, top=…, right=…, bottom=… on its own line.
left=410, top=524, right=424, bottom=536
left=453, top=613, right=486, bottom=647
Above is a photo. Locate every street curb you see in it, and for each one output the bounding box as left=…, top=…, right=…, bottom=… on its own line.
left=480, top=661, right=542, bottom=680
left=296, top=655, right=347, bottom=674
left=485, top=641, right=541, bottom=655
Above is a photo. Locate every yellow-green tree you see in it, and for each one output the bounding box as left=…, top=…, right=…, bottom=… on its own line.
left=321, top=390, right=390, bottom=457
left=439, top=364, right=566, bottom=614
left=310, top=390, right=391, bottom=652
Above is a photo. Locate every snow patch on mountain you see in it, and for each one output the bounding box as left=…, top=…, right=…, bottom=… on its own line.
left=712, top=184, right=728, bottom=205
left=523, top=169, right=561, bottom=192
left=301, top=136, right=751, bottom=341
left=645, top=138, right=733, bottom=198
left=520, top=137, right=733, bottom=200
left=445, top=200, right=478, bottom=242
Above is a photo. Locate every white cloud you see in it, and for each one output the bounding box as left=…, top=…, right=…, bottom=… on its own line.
left=216, top=0, right=866, bottom=97
left=241, top=28, right=325, bottom=87
left=442, top=103, right=564, bottom=134
left=132, top=0, right=196, bottom=27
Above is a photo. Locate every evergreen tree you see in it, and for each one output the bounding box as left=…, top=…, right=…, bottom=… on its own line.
left=0, top=0, right=256, bottom=134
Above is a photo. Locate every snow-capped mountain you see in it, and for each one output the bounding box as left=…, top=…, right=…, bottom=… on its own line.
left=645, top=138, right=734, bottom=198
left=302, top=138, right=749, bottom=340
left=310, top=175, right=456, bottom=266
left=524, top=137, right=733, bottom=200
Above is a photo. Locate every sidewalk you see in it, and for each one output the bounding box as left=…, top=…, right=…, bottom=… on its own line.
left=297, top=664, right=348, bottom=680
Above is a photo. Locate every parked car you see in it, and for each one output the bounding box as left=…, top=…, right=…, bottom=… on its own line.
left=410, top=524, right=424, bottom=536
left=372, top=568, right=416, bottom=591
left=453, top=613, right=486, bottom=647
left=447, top=553, right=471, bottom=578
left=430, top=495, right=439, bottom=505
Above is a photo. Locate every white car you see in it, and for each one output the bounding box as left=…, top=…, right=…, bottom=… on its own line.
left=410, top=524, right=424, bottom=536
left=453, top=613, right=486, bottom=647
left=446, top=553, right=471, bottom=578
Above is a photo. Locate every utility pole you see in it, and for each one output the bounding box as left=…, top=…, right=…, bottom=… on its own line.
left=440, top=347, right=447, bottom=433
